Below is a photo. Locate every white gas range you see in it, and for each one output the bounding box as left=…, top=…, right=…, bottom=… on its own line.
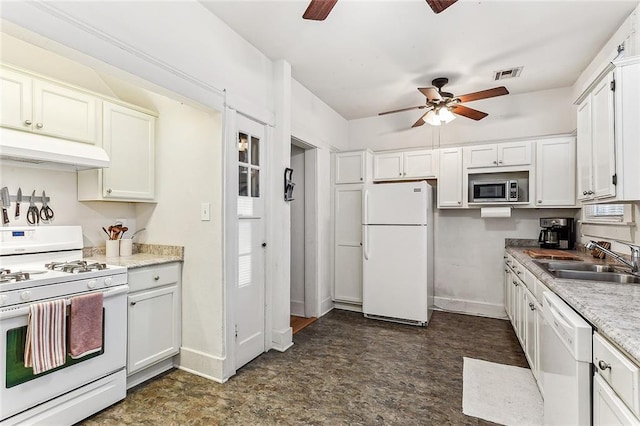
left=0, top=226, right=128, bottom=425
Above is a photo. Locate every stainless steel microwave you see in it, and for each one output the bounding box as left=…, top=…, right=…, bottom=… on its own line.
left=472, top=180, right=518, bottom=202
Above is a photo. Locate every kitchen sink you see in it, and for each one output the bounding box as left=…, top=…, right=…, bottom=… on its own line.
left=533, top=260, right=640, bottom=283
left=551, top=270, right=640, bottom=284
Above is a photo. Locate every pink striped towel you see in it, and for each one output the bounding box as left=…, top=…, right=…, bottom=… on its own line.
left=24, top=299, right=67, bottom=374
left=69, top=292, right=104, bottom=359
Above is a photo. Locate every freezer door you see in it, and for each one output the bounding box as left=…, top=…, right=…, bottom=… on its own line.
left=364, top=181, right=429, bottom=225
left=363, top=225, right=428, bottom=322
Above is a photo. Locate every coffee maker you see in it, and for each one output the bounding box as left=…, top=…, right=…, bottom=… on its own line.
left=539, top=218, right=575, bottom=250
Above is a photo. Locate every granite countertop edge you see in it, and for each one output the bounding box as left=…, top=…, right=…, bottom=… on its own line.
left=506, top=246, right=640, bottom=364
left=84, top=243, right=184, bottom=269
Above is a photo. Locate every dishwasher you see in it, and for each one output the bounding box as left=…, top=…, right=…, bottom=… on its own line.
left=541, top=291, right=593, bottom=425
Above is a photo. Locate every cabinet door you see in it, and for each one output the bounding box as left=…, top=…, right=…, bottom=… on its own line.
left=524, top=290, right=538, bottom=374
left=504, top=265, right=512, bottom=321
left=499, top=141, right=532, bottom=166
left=438, top=148, right=463, bottom=207
left=466, top=144, right=497, bottom=168
left=576, top=98, right=593, bottom=201
left=404, top=150, right=437, bottom=178
left=591, top=74, right=616, bottom=200
left=335, top=152, right=365, bottom=184
left=516, top=280, right=526, bottom=345
left=594, top=374, right=640, bottom=426
left=334, top=186, right=363, bottom=303
left=127, top=284, right=180, bottom=374
left=373, top=152, right=403, bottom=180
left=536, top=137, right=576, bottom=206
left=32, top=79, right=100, bottom=144
left=102, top=102, right=155, bottom=200
left=0, top=68, right=33, bottom=131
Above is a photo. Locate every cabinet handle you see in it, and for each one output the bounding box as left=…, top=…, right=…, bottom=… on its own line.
left=24, top=119, right=32, bottom=126
left=513, top=281, right=519, bottom=286
left=529, top=303, right=535, bottom=311
left=106, top=188, right=112, bottom=194
left=130, top=301, right=136, bottom=306
left=457, top=201, right=461, bottom=205
left=498, top=160, right=503, bottom=164
left=588, top=190, right=594, bottom=195
left=583, top=191, right=588, bottom=196
left=493, top=160, right=497, bottom=165
left=154, top=275, right=160, bottom=281
left=360, top=177, right=363, bottom=181
left=504, top=269, right=509, bottom=273
left=516, top=270, right=521, bottom=275
left=598, top=360, right=611, bottom=371
left=538, top=200, right=542, bottom=203
left=35, top=123, right=43, bottom=129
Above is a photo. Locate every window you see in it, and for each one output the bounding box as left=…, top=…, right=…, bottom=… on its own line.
left=583, top=204, right=625, bottom=223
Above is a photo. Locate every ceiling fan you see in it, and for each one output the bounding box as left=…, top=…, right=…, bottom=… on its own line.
left=303, top=0, right=458, bottom=21
left=378, top=78, right=509, bottom=128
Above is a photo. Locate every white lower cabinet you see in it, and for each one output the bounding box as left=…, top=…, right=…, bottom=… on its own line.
left=334, top=185, right=363, bottom=305
left=127, top=262, right=181, bottom=388
left=594, top=374, right=640, bottom=425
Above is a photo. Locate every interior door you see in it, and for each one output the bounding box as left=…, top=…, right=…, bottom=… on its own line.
left=235, top=115, right=266, bottom=369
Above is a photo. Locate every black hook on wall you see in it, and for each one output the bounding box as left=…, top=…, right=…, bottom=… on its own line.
left=284, top=168, right=295, bottom=202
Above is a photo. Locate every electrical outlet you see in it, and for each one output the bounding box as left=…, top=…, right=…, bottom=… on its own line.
left=200, top=203, right=210, bottom=221
left=115, top=218, right=127, bottom=227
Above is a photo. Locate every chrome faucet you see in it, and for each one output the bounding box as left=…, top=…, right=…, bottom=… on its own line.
left=585, top=240, right=640, bottom=273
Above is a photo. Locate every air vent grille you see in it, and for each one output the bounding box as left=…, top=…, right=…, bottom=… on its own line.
left=494, top=67, right=523, bottom=81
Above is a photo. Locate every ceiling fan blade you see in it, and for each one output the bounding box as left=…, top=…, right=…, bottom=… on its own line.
left=411, top=113, right=428, bottom=128
left=456, top=87, right=509, bottom=103
left=303, top=0, right=338, bottom=21
left=418, top=87, right=441, bottom=102
left=379, top=105, right=426, bottom=116
left=425, top=0, right=458, bottom=14
left=451, top=105, right=488, bottom=121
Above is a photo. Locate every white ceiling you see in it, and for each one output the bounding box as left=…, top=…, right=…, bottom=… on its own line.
left=201, top=0, right=637, bottom=121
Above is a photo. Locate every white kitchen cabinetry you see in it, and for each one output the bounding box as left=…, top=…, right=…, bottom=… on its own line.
left=335, top=150, right=372, bottom=184
left=594, top=374, right=640, bottom=426
left=78, top=102, right=156, bottom=201
left=127, top=262, right=181, bottom=389
left=438, top=148, right=463, bottom=208
left=465, top=141, right=532, bottom=169
left=333, top=185, right=363, bottom=305
left=535, top=136, right=576, bottom=206
left=576, top=57, right=640, bottom=202
left=0, top=67, right=101, bottom=144
left=373, top=149, right=438, bottom=181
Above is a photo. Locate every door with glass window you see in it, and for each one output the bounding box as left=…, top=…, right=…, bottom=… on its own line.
left=235, top=115, right=266, bottom=369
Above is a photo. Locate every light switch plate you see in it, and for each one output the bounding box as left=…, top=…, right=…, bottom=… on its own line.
left=200, top=203, right=210, bottom=221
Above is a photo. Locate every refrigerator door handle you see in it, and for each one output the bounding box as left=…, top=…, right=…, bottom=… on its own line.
left=363, top=189, right=370, bottom=260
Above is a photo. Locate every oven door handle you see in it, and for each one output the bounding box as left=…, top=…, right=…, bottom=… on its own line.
left=0, top=285, right=129, bottom=320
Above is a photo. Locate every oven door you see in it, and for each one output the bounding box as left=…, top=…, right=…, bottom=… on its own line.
left=0, top=286, right=127, bottom=422
left=472, top=181, right=508, bottom=202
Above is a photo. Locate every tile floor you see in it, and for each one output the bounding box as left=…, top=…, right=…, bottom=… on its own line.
left=81, top=310, right=526, bottom=425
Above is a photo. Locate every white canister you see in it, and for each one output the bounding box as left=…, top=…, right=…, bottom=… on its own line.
left=120, top=239, right=133, bottom=257
left=105, top=240, right=119, bottom=258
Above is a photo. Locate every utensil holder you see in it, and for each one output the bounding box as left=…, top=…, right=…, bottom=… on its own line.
left=105, top=240, right=119, bottom=258
left=119, top=239, right=133, bottom=257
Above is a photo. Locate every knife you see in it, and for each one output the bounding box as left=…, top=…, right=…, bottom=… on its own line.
left=15, top=187, right=22, bottom=219
left=0, top=187, right=10, bottom=225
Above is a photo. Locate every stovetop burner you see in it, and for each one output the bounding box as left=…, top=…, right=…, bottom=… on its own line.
left=0, top=269, right=31, bottom=283
left=45, top=260, right=108, bottom=274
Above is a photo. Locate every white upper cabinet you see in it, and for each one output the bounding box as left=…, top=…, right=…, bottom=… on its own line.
left=536, top=137, right=576, bottom=207
left=335, top=151, right=366, bottom=184
left=0, top=67, right=101, bottom=144
left=78, top=102, right=156, bottom=201
left=465, top=141, right=532, bottom=169
left=575, top=57, right=640, bottom=203
left=438, top=148, right=463, bottom=208
left=373, top=149, right=438, bottom=181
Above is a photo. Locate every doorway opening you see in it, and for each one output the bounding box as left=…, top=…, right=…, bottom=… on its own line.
left=289, top=137, right=319, bottom=334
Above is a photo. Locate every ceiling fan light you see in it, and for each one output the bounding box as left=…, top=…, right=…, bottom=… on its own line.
left=423, top=110, right=441, bottom=126
left=438, top=107, right=456, bottom=124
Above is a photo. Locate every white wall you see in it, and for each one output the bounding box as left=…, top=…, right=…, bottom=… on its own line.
left=290, top=145, right=306, bottom=317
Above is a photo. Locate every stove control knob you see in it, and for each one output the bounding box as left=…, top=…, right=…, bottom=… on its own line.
left=0, top=295, right=6, bottom=306
left=20, top=291, right=31, bottom=301
left=87, top=280, right=97, bottom=289
left=104, top=277, right=113, bottom=286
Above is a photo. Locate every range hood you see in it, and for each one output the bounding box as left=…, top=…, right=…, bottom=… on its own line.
left=0, top=128, right=110, bottom=170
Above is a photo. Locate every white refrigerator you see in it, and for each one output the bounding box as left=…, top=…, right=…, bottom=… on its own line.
left=362, top=181, right=434, bottom=325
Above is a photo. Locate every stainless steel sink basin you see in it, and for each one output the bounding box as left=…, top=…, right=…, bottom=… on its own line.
left=551, top=270, right=640, bottom=284
left=545, top=262, right=616, bottom=273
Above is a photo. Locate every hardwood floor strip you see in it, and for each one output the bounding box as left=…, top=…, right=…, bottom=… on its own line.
left=290, top=316, right=317, bottom=335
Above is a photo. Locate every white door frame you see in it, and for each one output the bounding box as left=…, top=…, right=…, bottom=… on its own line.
left=223, top=107, right=272, bottom=379
left=291, top=137, right=319, bottom=318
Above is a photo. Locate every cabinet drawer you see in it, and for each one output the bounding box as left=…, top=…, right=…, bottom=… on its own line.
left=128, top=263, right=181, bottom=293
left=594, top=332, right=640, bottom=417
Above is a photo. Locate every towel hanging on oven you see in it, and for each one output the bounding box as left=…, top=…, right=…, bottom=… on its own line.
left=24, top=299, right=67, bottom=374
left=69, top=292, right=104, bottom=359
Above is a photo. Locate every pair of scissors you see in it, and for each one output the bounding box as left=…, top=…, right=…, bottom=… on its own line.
left=39, top=191, right=54, bottom=222
left=27, top=191, right=39, bottom=225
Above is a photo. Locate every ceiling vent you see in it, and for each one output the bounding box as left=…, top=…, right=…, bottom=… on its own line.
left=493, top=67, right=523, bottom=81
